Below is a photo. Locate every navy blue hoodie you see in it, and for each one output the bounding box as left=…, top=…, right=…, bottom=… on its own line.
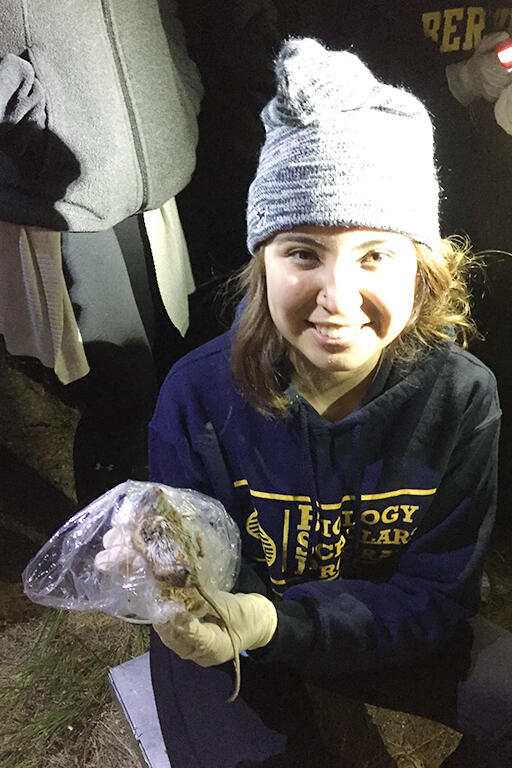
left=149, top=331, right=500, bottom=677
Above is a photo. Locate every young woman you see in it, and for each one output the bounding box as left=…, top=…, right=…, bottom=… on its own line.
left=148, top=38, right=506, bottom=768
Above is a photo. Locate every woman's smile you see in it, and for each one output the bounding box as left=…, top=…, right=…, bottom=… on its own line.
left=308, top=321, right=367, bottom=346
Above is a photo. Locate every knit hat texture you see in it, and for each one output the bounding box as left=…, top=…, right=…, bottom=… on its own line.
left=246, top=38, right=440, bottom=254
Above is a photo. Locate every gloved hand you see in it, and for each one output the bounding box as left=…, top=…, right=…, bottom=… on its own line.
left=154, top=590, right=278, bottom=666
left=494, top=80, right=512, bottom=135
left=445, top=31, right=512, bottom=105
left=94, top=524, right=146, bottom=573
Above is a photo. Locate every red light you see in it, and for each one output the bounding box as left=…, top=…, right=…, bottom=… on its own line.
left=495, top=37, right=512, bottom=68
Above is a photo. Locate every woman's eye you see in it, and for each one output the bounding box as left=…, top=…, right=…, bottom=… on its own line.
left=287, top=249, right=319, bottom=264
left=361, top=250, right=391, bottom=266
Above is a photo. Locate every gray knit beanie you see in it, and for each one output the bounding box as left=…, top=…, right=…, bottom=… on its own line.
left=246, top=38, right=440, bottom=254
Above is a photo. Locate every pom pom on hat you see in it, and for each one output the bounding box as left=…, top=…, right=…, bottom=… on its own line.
left=269, top=38, right=379, bottom=126
left=246, top=38, right=440, bottom=253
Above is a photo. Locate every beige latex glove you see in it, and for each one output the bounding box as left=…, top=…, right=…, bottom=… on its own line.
left=94, top=525, right=146, bottom=573
left=494, top=80, right=512, bottom=135
left=446, top=31, right=512, bottom=105
left=154, top=591, right=278, bottom=666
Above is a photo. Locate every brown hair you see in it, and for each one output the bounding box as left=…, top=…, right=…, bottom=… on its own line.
left=230, top=236, right=479, bottom=416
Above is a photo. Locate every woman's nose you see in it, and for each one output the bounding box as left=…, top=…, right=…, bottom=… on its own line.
left=317, top=263, right=363, bottom=315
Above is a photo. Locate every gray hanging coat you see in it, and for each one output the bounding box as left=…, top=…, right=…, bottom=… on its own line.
left=0, top=0, right=203, bottom=230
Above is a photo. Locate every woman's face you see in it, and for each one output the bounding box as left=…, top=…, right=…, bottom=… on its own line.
left=264, top=226, right=418, bottom=375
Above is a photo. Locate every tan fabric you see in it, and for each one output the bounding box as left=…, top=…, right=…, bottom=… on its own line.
left=0, top=199, right=193, bottom=381
left=143, top=197, right=195, bottom=337
left=0, top=222, right=89, bottom=384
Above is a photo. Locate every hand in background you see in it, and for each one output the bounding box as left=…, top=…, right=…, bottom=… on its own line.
left=446, top=31, right=512, bottom=105
left=494, top=80, right=512, bottom=135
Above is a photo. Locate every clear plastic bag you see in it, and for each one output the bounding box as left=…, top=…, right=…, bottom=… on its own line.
left=22, top=480, right=241, bottom=624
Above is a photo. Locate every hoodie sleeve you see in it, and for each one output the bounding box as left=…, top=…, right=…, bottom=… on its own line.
left=157, top=0, right=203, bottom=116
left=0, top=54, right=46, bottom=158
left=256, top=386, right=501, bottom=676
left=148, top=351, right=238, bottom=513
left=148, top=419, right=215, bottom=496
left=0, top=54, right=46, bottom=129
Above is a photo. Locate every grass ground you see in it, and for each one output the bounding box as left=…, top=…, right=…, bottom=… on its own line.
left=0, top=348, right=510, bottom=767
left=0, top=608, right=147, bottom=768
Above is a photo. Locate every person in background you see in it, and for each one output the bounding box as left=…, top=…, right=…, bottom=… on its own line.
left=0, top=0, right=202, bottom=508
left=147, top=38, right=509, bottom=768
